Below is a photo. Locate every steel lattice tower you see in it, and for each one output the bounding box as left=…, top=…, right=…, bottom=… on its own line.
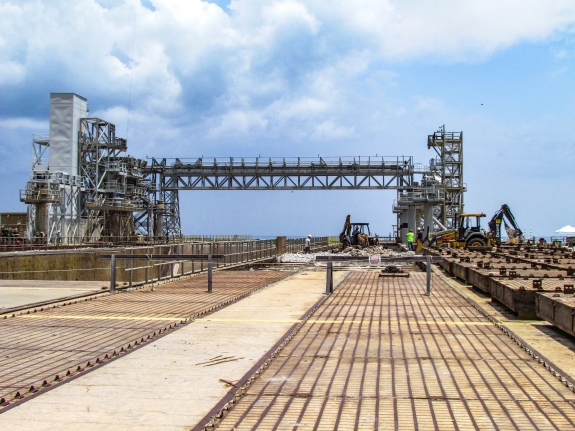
left=427, top=125, right=465, bottom=230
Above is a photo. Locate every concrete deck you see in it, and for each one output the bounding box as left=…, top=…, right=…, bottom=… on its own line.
left=0, top=270, right=346, bottom=430
left=216, top=270, right=575, bottom=430
left=437, top=268, right=575, bottom=384
left=0, top=280, right=105, bottom=309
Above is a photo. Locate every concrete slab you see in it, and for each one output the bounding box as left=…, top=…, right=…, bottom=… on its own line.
left=0, top=280, right=105, bottom=309
left=0, top=270, right=346, bottom=430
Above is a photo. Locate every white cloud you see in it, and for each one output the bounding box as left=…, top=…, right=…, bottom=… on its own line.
left=316, top=0, right=575, bottom=60
left=0, top=117, right=47, bottom=130
left=0, top=61, right=26, bottom=85
left=206, top=109, right=269, bottom=138
left=310, top=120, right=354, bottom=141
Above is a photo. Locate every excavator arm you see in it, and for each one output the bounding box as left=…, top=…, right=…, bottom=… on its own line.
left=488, top=204, right=523, bottom=245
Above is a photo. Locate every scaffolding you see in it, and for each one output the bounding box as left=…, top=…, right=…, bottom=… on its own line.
left=427, top=125, right=465, bottom=230
left=20, top=94, right=155, bottom=243
left=392, top=125, right=466, bottom=241
left=79, top=118, right=150, bottom=241
left=20, top=132, right=85, bottom=240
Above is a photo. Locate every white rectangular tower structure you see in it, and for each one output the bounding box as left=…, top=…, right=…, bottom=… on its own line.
left=48, top=93, right=88, bottom=176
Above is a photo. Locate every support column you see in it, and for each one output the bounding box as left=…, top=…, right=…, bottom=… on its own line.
left=423, top=203, right=434, bottom=238
left=406, top=205, right=416, bottom=234
left=34, top=203, right=49, bottom=235
left=400, top=210, right=408, bottom=244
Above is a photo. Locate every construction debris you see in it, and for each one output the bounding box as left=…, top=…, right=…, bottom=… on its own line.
left=381, top=265, right=403, bottom=273
left=277, top=246, right=414, bottom=263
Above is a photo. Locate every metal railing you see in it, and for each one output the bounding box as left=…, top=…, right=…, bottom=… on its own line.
left=118, top=240, right=279, bottom=286
left=0, top=235, right=331, bottom=254
left=182, top=235, right=253, bottom=242
left=286, top=237, right=328, bottom=253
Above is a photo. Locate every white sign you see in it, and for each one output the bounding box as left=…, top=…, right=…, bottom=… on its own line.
left=369, top=256, right=381, bottom=266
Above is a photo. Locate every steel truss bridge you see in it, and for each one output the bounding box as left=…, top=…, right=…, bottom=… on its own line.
left=145, top=156, right=415, bottom=190
left=136, top=156, right=418, bottom=237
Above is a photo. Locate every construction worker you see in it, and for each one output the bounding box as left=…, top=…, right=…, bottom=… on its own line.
left=351, top=226, right=359, bottom=245
left=304, top=234, right=311, bottom=253
left=406, top=229, right=414, bottom=251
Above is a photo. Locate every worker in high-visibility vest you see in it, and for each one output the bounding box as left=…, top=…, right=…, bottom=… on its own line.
left=406, top=229, right=414, bottom=251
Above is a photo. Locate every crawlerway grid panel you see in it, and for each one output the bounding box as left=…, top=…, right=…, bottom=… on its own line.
left=218, top=272, right=575, bottom=430
left=0, top=270, right=294, bottom=407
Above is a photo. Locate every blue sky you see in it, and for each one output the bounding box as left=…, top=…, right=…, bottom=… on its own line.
left=0, top=0, right=574, bottom=237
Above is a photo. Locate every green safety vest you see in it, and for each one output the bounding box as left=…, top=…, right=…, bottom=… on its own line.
left=406, top=232, right=414, bottom=242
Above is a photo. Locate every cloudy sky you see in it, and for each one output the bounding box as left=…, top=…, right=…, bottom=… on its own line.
left=1, top=0, right=574, bottom=237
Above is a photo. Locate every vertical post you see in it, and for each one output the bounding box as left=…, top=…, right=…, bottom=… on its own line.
left=170, top=244, right=174, bottom=279
left=180, top=244, right=184, bottom=276
left=110, top=254, right=116, bottom=293
left=208, top=255, right=213, bottom=293
left=157, top=245, right=161, bottom=282
left=326, top=256, right=333, bottom=295
left=145, top=246, right=149, bottom=284
left=426, top=256, right=432, bottom=296
left=129, top=248, right=133, bottom=288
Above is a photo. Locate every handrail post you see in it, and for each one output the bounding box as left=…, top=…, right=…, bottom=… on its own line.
left=128, top=248, right=133, bottom=288
left=110, top=254, right=116, bottom=293
left=426, top=255, right=432, bottom=296
left=208, top=254, right=213, bottom=293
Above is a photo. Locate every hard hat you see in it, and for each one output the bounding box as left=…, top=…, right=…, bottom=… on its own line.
left=308, top=234, right=312, bottom=237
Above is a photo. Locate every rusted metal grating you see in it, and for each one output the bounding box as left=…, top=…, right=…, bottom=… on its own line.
left=217, top=272, right=575, bottom=430
left=0, top=270, right=294, bottom=409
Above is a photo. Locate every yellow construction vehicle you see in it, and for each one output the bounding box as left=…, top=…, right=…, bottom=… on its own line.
left=427, top=213, right=493, bottom=249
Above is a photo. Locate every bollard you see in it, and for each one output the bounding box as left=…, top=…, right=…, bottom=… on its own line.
left=426, top=255, right=432, bottom=296
left=208, top=254, right=213, bottom=293
left=110, top=254, right=116, bottom=293
left=326, top=256, right=333, bottom=294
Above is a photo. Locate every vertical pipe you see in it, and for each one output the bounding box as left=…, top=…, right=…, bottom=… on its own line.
left=110, top=255, right=116, bottom=293
left=208, top=255, right=213, bottom=293
left=426, top=256, right=432, bottom=296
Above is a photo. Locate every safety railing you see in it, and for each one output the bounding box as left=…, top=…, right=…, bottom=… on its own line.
left=285, top=237, right=329, bottom=253
left=0, top=235, right=331, bottom=254
left=115, top=240, right=279, bottom=286
left=0, top=239, right=280, bottom=283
